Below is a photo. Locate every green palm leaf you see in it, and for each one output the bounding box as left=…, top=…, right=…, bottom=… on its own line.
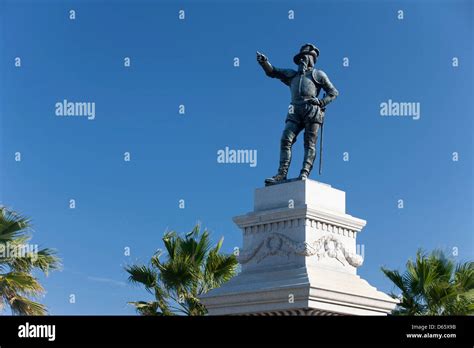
left=0, top=206, right=60, bottom=315
left=125, top=224, right=237, bottom=316
left=125, top=265, right=157, bottom=290
left=382, top=249, right=474, bottom=315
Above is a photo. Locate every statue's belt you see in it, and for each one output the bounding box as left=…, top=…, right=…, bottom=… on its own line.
left=290, top=100, right=326, bottom=117
left=291, top=99, right=316, bottom=105
left=291, top=99, right=325, bottom=109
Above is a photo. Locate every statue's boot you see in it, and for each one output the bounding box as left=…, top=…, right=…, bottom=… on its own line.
left=299, top=143, right=315, bottom=181
left=298, top=169, right=309, bottom=181
left=265, top=170, right=288, bottom=185
left=266, top=130, right=293, bottom=185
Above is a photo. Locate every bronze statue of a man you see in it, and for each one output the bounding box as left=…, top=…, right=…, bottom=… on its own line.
left=257, top=43, right=339, bottom=184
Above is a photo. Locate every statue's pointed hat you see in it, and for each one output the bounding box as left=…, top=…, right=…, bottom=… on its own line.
left=293, top=43, right=320, bottom=64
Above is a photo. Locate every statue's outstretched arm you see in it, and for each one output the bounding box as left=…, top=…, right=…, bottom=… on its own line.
left=256, top=51, right=273, bottom=75
left=256, top=51, right=295, bottom=86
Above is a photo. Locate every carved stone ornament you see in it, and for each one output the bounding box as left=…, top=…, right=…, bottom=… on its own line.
left=238, top=233, right=363, bottom=267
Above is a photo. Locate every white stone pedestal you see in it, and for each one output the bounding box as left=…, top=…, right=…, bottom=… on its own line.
left=201, top=179, right=398, bottom=315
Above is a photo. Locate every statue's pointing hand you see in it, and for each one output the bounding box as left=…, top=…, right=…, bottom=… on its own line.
left=256, top=51, right=268, bottom=64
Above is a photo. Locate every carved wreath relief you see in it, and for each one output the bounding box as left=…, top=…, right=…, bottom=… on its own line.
left=238, top=233, right=363, bottom=267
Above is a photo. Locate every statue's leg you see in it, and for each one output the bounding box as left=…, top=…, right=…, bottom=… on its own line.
left=300, top=121, right=320, bottom=179
left=280, top=120, right=303, bottom=174
left=265, top=120, right=302, bottom=184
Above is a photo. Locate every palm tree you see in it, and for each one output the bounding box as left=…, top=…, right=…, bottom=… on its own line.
left=0, top=206, right=61, bottom=315
left=382, top=249, right=473, bottom=315
left=125, top=224, right=238, bottom=315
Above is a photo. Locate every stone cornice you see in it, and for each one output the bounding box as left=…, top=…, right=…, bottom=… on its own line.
left=233, top=205, right=367, bottom=233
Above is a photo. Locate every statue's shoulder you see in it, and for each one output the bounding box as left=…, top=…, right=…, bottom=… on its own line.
left=312, top=69, right=329, bottom=84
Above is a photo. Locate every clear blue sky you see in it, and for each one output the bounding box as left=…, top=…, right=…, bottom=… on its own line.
left=1, top=0, right=472, bottom=314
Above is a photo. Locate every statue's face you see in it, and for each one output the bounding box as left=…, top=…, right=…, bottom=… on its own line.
left=298, top=54, right=315, bottom=73
left=299, top=54, right=315, bottom=67
left=305, top=54, right=315, bottom=68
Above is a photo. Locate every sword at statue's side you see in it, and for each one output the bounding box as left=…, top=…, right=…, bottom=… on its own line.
left=318, top=93, right=326, bottom=176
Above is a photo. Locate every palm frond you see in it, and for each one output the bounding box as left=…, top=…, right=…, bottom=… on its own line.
left=454, top=261, right=474, bottom=291
left=128, top=301, right=165, bottom=316
left=125, top=224, right=237, bottom=316
left=0, top=207, right=32, bottom=241
left=204, top=252, right=238, bottom=292
left=125, top=264, right=157, bottom=290
left=8, top=295, right=48, bottom=315
left=162, top=231, right=179, bottom=260
left=0, top=272, right=45, bottom=295
left=383, top=249, right=474, bottom=315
